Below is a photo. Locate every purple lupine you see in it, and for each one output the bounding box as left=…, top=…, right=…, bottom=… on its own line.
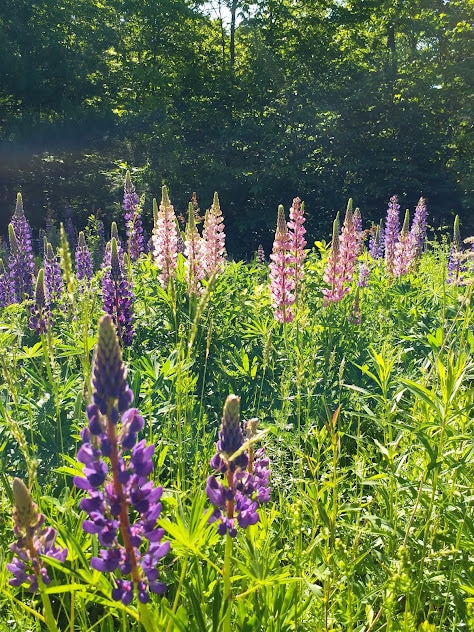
left=8, top=224, right=33, bottom=302
left=287, top=197, right=307, bottom=292
left=269, top=205, right=295, bottom=322
left=369, top=220, right=385, bottom=259
left=7, top=477, right=67, bottom=592
left=102, top=238, right=134, bottom=346
left=202, top=192, right=226, bottom=276
left=8, top=194, right=36, bottom=301
left=184, top=202, right=206, bottom=296
left=447, top=215, right=466, bottom=285
left=152, top=189, right=178, bottom=289
left=75, top=231, right=93, bottom=284
left=44, top=243, right=63, bottom=304
left=409, top=197, right=428, bottom=263
left=29, top=269, right=51, bottom=334
left=206, top=395, right=270, bottom=537
left=257, top=244, right=265, bottom=264
left=384, top=195, right=400, bottom=276
left=393, top=210, right=414, bottom=278
left=0, top=258, right=13, bottom=307
left=74, top=314, right=169, bottom=604
left=103, top=223, right=124, bottom=271
left=123, top=171, right=145, bottom=261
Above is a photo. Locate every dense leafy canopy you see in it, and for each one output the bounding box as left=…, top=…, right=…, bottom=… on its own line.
left=0, top=0, right=472, bottom=256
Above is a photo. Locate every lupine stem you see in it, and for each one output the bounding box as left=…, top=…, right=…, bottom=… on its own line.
left=39, top=582, right=61, bottom=632
left=222, top=532, right=233, bottom=632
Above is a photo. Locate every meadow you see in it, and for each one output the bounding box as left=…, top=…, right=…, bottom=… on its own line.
left=0, top=186, right=473, bottom=632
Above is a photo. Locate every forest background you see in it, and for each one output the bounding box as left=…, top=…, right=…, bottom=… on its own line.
left=0, top=0, right=472, bottom=258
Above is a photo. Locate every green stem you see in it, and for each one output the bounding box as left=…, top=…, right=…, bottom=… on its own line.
left=138, top=601, right=156, bottom=632
left=39, top=582, right=61, bottom=632
left=222, top=532, right=233, bottom=632
left=166, top=556, right=189, bottom=632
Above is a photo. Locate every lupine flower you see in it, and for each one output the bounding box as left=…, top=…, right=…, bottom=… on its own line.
left=269, top=205, right=295, bottom=322
left=123, top=171, right=145, bottom=261
left=8, top=194, right=36, bottom=301
left=103, top=223, right=124, bottom=270
left=64, top=204, right=77, bottom=251
left=323, top=200, right=359, bottom=304
left=202, top=192, right=226, bottom=276
left=8, top=224, right=34, bottom=302
left=75, top=231, right=93, bottom=284
left=44, top=243, right=63, bottom=304
left=257, top=244, right=265, bottom=264
left=349, top=286, right=362, bottom=325
left=447, top=215, right=466, bottom=285
left=29, top=269, right=51, bottom=334
left=352, top=207, right=364, bottom=255
left=152, top=189, right=178, bottom=289
left=7, top=477, right=67, bottom=592
left=287, top=197, right=307, bottom=291
left=409, top=197, right=427, bottom=262
left=0, top=258, right=13, bottom=307
left=384, top=195, right=400, bottom=276
left=393, top=210, right=414, bottom=278
left=74, top=315, right=169, bottom=604
left=184, top=202, right=206, bottom=296
left=206, top=395, right=270, bottom=537
left=369, top=220, right=385, bottom=259
left=322, top=213, right=342, bottom=304
left=356, top=262, right=370, bottom=288
left=102, top=238, right=134, bottom=346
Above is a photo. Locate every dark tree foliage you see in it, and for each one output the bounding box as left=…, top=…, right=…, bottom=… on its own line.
left=0, top=0, right=472, bottom=257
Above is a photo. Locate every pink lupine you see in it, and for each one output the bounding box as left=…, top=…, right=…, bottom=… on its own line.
left=184, top=203, right=206, bottom=296
left=393, top=210, right=414, bottom=277
left=269, top=205, right=295, bottom=323
left=152, top=187, right=178, bottom=289
left=322, top=213, right=343, bottom=304
left=287, top=197, right=307, bottom=293
left=322, top=200, right=359, bottom=304
left=384, top=195, right=400, bottom=276
left=202, top=193, right=226, bottom=276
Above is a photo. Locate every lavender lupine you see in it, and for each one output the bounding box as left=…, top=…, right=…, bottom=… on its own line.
left=384, top=195, right=400, bottom=276
left=123, top=171, right=145, bottom=261
left=184, top=202, right=206, bottom=296
left=75, top=231, right=93, bottom=284
left=29, top=269, right=51, bottom=334
left=447, top=215, right=466, bottom=285
left=257, top=244, right=265, bottom=264
left=7, top=477, right=67, bottom=592
left=0, top=258, right=13, bottom=307
left=269, top=205, right=295, bottom=323
left=103, top=222, right=124, bottom=270
left=202, top=192, right=226, bottom=276
left=287, top=196, right=307, bottom=293
left=74, top=315, right=169, bottom=604
left=356, top=262, right=370, bottom=288
left=44, top=243, right=63, bottom=304
left=369, top=220, right=385, bottom=259
left=206, top=395, right=270, bottom=537
left=393, top=210, right=414, bottom=278
left=409, top=197, right=428, bottom=263
left=102, top=238, right=134, bottom=346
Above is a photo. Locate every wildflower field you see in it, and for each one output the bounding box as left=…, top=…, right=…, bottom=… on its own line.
left=0, top=180, right=473, bottom=632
